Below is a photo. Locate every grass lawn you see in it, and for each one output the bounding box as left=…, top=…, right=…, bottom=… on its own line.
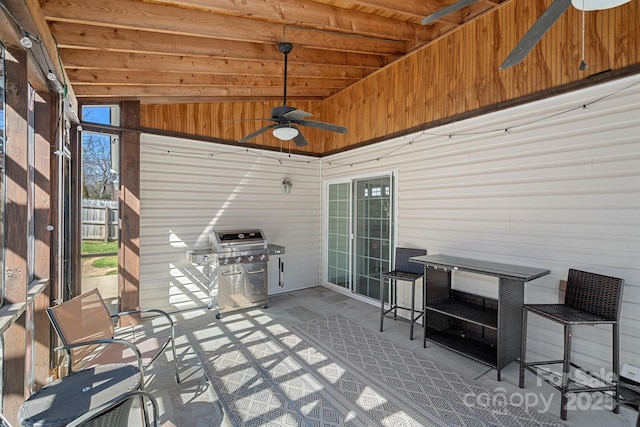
left=82, top=240, right=118, bottom=254
left=83, top=240, right=118, bottom=273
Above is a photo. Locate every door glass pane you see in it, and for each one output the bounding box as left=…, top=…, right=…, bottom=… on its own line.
left=327, top=182, right=351, bottom=288
left=80, top=105, right=120, bottom=312
left=62, top=151, right=72, bottom=300
left=81, top=131, right=119, bottom=311
left=354, top=176, right=392, bottom=300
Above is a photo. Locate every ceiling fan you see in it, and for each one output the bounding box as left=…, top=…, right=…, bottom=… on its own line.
left=420, top=0, right=632, bottom=69
left=239, top=42, right=347, bottom=147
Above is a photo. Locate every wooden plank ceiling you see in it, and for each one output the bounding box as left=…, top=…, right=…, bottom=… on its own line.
left=39, top=0, right=504, bottom=105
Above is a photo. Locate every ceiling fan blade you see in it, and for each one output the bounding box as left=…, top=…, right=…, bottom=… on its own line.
left=293, top=119, right=348, bottom=134
left=293, top=132, right=309, bottom=147
left=421, top=0, right=478, bottom=25
left=239, top=123, right=278, bottom=142
left=283, top=109, right=313, bottom=120
left=271, top=105, right=297, bottom=119
left=500, top=0, right=572, bottom=70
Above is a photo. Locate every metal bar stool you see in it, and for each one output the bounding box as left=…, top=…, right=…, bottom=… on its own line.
left=519, top=268, right=624, bottom=420
left=380, top=247, right=427, bottom=340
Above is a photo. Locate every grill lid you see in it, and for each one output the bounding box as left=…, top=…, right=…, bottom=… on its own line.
left=209, top=229, right=267, bottom=252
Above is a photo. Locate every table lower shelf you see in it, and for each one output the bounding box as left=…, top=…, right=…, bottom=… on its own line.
left=427, top=298, right=497, bottom=330
left=425, top=328, right=497, bottom=368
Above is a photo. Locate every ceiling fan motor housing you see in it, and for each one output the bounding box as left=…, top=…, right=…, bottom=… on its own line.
left=278, top=42, right=293, bottom=54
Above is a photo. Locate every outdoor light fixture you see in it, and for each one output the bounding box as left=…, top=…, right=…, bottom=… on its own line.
left=281, top=177, right=293, bottom=194
left=272, top=124, right=299, bottom=141
left=47, top=70, right=57, bottom=81
left=20, top=32, right=33, bottom=48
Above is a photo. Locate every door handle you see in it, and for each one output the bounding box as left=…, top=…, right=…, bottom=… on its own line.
left=247, top=269, right=266, bottom=274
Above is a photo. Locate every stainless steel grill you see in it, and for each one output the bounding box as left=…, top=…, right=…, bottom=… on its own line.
left=187, top=229, right=284, bottom=318
left=211, top=229, right=269, bottom=317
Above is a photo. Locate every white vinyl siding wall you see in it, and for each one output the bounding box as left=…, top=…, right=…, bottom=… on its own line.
left=138, top=74, right=640, bottom=372
left=139, top=134, right=322, bottom=312
left=321, top=75, right=640, bottom=373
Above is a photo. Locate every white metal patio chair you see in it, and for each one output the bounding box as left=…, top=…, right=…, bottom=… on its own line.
left=47, top=288, right=181, bottom=388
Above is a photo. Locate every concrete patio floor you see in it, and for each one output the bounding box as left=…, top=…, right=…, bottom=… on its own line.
left=134, top=286, right=638, bottom=426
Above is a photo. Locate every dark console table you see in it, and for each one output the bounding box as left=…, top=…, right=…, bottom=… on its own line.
left=410, top=254, right=550, bottom=380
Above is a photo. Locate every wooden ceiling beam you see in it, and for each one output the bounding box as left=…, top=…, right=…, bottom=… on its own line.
left=49, top=22, right=393, bottom=68
left=315, top=0, right=482, bottom=26
left=35, top=0, right=512, bottom=111
left=82, top=96, right=309, bottom=104
left=0, top=4, right=24, bottom=49
left=59, top=49, right=373, bottom=78
left=40, top=0, right=424, bottom=54
left=419, top=0, right=499, bottom=27
left=306, top=0, right=432, bottom=22
left=72, top=84, right=336, bottom=98
left=129, top=0, right=434, bottom=41
left=3, top=0, right=78, bottom=112
left=0, top=2, right=47, bottom=92
left=66, top=69, right=356, bottom=88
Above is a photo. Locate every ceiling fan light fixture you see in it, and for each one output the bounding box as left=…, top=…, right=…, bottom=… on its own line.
left=272, top=125, right=299, bottom=141
left=571, top=0, right=630, bottom=10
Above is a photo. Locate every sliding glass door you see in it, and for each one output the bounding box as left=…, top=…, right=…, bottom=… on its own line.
left=325, top=172, right=395, bottom=301
left=326, top=182, right=351, bottom=288
left=354, top=176, right=393, bottom=300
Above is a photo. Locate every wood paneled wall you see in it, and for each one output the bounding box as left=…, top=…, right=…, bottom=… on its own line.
left=141, top=101, right=324, bottom=154
left=140, top=0, right=640, bottom=155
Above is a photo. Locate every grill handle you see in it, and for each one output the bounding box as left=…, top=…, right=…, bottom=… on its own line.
left=221, top=271, right=242, bottom=277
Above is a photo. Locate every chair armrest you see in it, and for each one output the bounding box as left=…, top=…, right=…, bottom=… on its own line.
left=112, top=308, right=176, bottom=338
left=54, top=338, right=144, bottom=376
left=113, top=308, right=174, bottom=326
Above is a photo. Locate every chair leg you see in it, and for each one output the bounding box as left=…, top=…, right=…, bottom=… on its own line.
left=421, top=278, right=426, bottom=332
left=613, top=323, right=620, bottom=414
left=393, top=280, right=398, bottom=320
left=171, top=337, right=181, bottom=384
left=519, top=308, right=528, bottom=388
left=560, top=324, right=572, bottom=421
left=141, top=393, right=150, bottom=427
left=380, top=278, right=386, bottom=332
left=409, top=280, right=416, bottom=340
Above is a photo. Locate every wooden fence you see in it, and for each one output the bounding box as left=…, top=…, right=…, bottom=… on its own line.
left=82, top=199, right=118, bottom=241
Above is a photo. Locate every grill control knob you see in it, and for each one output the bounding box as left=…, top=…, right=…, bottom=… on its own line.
left=235, top=257, right=242, bottom=263
left=201, top=255, right=209, bottom=263
left=260, top=254, right=266, bottom=261
left=222, top=258, right=229, bottom=265
left=248, top=255, right=254, bottom=262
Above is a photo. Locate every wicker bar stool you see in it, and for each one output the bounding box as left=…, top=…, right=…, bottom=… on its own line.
left=519, top=268, right=624, bottom=420
left=379, top=247, right=427, bottom=340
